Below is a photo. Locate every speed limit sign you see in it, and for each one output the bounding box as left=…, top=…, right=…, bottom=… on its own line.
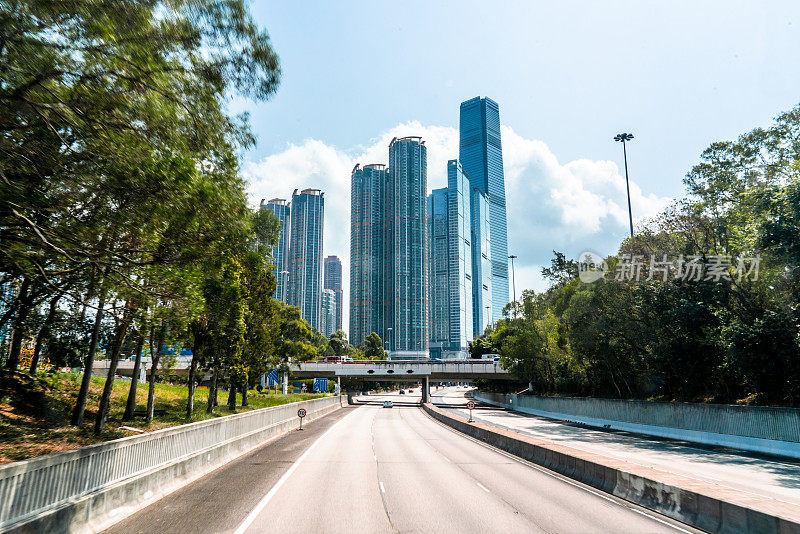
left=466, top=401, right=476, bottom=423
left=297, top=408, right=307, bottom=430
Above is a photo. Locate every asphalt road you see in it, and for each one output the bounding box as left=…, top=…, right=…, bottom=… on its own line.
left=235, top=389, right=690, bottom=533
left=433, top=387, right=800, bottom=513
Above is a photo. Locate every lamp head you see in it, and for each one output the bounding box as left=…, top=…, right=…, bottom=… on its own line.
left=614, top=133, right=634, bottom=142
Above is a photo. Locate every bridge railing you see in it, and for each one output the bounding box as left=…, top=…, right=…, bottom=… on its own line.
left=0, top=395, right=341, bottom=531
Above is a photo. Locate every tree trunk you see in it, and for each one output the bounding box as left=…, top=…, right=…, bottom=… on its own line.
left=206, top=367, right=218, bottom=414
left=146, top=326, right=163, bottom=425
left=241, top=379, right=249, bottom=407
left=6, top=277, right=32, bottom=370
left=227, top=381, right=237, bottom=411
left=30, top=293, right=61, bottom=374
left=94, top=304, right=132, bottom=434
left=186, top=354, right=199, bottom=420
left=122, top=332, right=146, bottom=421
left=71, top=274, right=109, bottom=427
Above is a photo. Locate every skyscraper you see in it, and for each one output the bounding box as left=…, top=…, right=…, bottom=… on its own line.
left=260, top=198, right=290, bottom=302
left=427, top=160, right=473, bottom=358
left=471, top=188, right=492, bottom=335
left=321, top=288, right=337, bottom=338
left=386, top=137, right=429, bottom=359
left=350, top=163, right=387, bottom=345
left=460, top=97, right=510, bottom=324
left=350, top=138, right=429, bottom=359
left=287, top=188, right=324, bottom=331
left=324, top=255, right=343, bottom=333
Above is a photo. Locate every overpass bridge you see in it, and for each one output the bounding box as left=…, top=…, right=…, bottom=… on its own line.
left=93, top=359, right=514, bottom=401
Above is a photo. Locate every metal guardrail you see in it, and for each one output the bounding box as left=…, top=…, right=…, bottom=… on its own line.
left=0, top=396, right=340, bottom=530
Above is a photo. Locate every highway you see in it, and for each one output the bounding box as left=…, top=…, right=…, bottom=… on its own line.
left=108, top=388, right=694, bottom=533
left=433, top=387, right=800, bottom=513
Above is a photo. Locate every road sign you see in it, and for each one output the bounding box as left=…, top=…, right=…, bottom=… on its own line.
left=466, top=401, right=476, bottom=410
left=297, top=408, right=307, bottom=431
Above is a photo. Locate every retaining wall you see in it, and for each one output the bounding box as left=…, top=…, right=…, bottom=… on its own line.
left=474, top=392, right=800, bottom=459
left=422, top=402, right=800, bottom=534
left=0, top=395, right=343, bottom=533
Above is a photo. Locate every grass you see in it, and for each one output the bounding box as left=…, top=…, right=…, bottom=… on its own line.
left=0, top=371, right=328, bottom=465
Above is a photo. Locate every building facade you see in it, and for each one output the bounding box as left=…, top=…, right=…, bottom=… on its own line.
left=287, top=188, right=325, bottom=331
left=321, top=288, right=337, bottom=338
left=459, top=96, right=510, bottom=324
left=385, top=137, right=429, bottom=359
left=471, top=188, right=492, bottom=335
left=260, top=198, right=291, bottom=302
left=323, top=255, right=343, bottom=333
left=349, top=164, right=387, bottom=345
left=427, top=160, right=473, bottom=359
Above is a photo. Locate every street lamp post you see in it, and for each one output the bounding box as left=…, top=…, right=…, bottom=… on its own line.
left=387, top=327, right=393, bottom=357
left=485, top=305, right=492, bottom=331
left=508, top=254, right=517, bottom=318
left=613, top=133, right=635, bottom=239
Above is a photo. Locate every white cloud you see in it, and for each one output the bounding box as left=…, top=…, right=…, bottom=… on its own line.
left=244, top=123, right=671, bottom=334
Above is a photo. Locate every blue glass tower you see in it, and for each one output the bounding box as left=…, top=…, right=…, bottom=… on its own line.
left=471, top=188, right=492, bottom=335
left=427, top=160, right=473, bottom=358
left=460, top=97, right=510, bottom=324
left=287, top=188, right=324, bottom=331
left=260, top=198, right=290, bottom=302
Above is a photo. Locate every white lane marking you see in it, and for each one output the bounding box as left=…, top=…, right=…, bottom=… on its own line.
left=233, top=408, right=360, bottom=534
left=373, top=454, right=377, bottom=460
left=476, top=482, right=490, bottom=493
left=379, top=481, right=386, bottom=493
left=421, top=408, right=693, bottom=533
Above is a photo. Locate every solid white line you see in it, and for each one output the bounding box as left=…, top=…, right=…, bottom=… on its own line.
left=233, top=408, right=359, bottom=534
left=476, top=482, right=490, bottom=493
left=379, top=481, right=386, bottom=493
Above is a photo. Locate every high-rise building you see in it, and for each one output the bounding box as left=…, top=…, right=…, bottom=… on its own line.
left=321, top=288, right=337, bottom=338
left=349, top=137, right=429, bottom=359
left=427, top=160, right=473, bottom=358
left=287, top=188, right=324, bottom=331
left=350, top=163, right=387, bottom=345
left=471, top=188, right=492, bottom=335
left=385, top=137, right=429, bottom=359
left=260, top=198, right=291, bottom=302
left=460, top=96, right=510, bottom=324
left=323, top=255, right=343, bottom=333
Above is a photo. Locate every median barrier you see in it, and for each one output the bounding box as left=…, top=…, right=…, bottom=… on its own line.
left=422, top=401, right=800, bottom=534
left=0, top=395, right=343, bottom=534
left=474, top=392, right=800, bottom=459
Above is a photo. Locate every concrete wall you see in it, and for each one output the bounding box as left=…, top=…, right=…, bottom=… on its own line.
left=422, top=402, right=800, bottom=534
left=0, top=396, right=342, bottom=533
left=474, top=392, right=800, bottom=459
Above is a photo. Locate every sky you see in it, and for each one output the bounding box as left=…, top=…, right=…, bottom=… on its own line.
left=234, top=1, right=800, bottom=334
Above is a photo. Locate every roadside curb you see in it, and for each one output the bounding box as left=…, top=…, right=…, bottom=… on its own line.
left=422, top=402, right=800, bottom=534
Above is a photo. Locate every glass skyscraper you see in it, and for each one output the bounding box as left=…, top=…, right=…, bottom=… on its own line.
left=471, top=188, right=492, bottom=335
left=321, top=288, right=337, bottom=338
left=460, top=97, right=510, bottom=324
left=350, top=163, right=387, bottom=346
left=427, top=160, right=473, bottom=358
left=386, top=137, right=429, bottom=359
left=287, top=188, right=324, bottom=331
left=323, top=255, right=343, bottom=333
left=260, top=198, right=291, bottom=302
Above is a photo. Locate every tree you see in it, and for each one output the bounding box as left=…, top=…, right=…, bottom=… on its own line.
left=329, top=330, right=349, bottom=357
left=363, top=332, right=386, bottom=360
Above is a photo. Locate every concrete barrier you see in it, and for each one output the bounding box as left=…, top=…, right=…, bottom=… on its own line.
left=422, top=402, right=800, bottom=534
left=0, top=395, right=343, bottom=534
left=474, top=392, right=800, bottom=459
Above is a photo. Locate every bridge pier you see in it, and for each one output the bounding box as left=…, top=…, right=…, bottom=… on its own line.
left=422, top=376, right=430, bottom=403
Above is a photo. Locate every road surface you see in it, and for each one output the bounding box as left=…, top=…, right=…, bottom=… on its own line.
left=108, top=388, right=694, bottom=533
left=433, top=387, right=800, bottom=514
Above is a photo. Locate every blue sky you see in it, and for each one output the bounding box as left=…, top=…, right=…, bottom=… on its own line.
left=235, top=1, right=800, bottom=331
